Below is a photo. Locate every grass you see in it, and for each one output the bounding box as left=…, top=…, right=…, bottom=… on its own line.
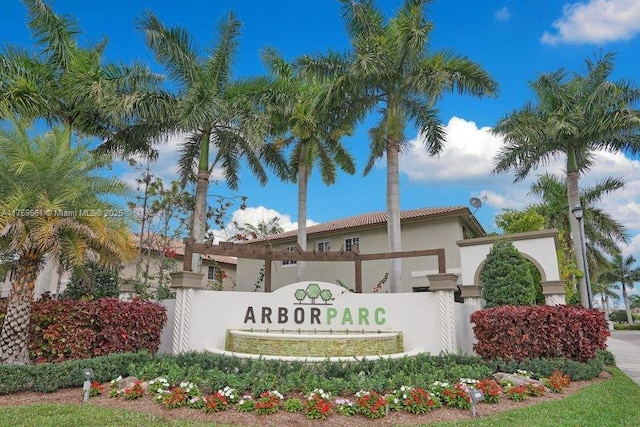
left=0, top=369, right=638, bottom=427
left=426, top=368, right=640, bottom=427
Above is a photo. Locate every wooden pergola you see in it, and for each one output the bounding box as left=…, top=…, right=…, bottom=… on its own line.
left=183, top=238, right=447, bottom=293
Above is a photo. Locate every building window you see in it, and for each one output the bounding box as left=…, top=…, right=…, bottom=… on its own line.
left=207, top=265, right=216, bottom=280
left=344, top=236, right=359, bottom=252
left=317, top=241, right=331, bottom=252
left=281, top=245, right=297, bottom=266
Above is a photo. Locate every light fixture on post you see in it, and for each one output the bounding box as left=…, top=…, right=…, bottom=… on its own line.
left=571, top=204, right=593, bottom=309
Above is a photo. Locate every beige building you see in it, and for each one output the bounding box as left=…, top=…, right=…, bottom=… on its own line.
left=234, top=206, right=485, bottom=293
left=0, top=236, right=237, bottom=299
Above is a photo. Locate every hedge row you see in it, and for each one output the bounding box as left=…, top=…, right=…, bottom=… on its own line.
left=0, top=298, right=167, bottom=363
left=471, top=305, right=609, bottom=362
left=0, top=351, right=155, bottom=394
left=0, top=350, right=610, bottom=396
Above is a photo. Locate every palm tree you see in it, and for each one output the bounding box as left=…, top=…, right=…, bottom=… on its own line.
left=299, top=0, right=497, bottom=292
left=263, top=48, right=360, bottom=280
left=0, top=121, right=136, bottom=364
left=493, top=53, right=640, bottom=307
left=0, top=0, right=160, bottom=140
left=599, top=254, right=640, bottom=324
left=231, top=216, right=285, bottom=241
left=591, top=270, right=619, bottom=314
left=102, top=11, right=287, bottom=273
left=530, top=173, right=627, bottom=271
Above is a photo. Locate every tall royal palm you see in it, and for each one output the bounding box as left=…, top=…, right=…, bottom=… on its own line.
left=0, top=0, right=159, bottom=140
left=530, top=173, right=627, bottom=271
left=107, top=11, right=285, bottom=272
left=0, top=121, right=136, bottom=364
left=493, top=53, right=640, bottom=307
left=264, top=48, right=359, bottom=280
left=300, top=0, right=497, bottom=291
left=599, top=254, right=640, bottom=324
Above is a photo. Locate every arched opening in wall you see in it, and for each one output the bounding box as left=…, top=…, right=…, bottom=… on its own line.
left=474, top=248, right=547, bottom=306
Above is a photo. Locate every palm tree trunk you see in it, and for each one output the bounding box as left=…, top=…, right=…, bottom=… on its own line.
left=566, top=153, right=588, bottom=307
left=191, top=132, right=211, bottom=274
left=622, top=283, right=634, bottom=324
left=296, top=164, right=308, bottom=282
left=387, top=140, right=402, bottom=293
left=191, top=171, right=209, bottom=273
left=0, top=252, right=41, bottom=364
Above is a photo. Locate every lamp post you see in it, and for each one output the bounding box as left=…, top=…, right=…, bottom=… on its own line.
left=571, top=204, right=593, bottom=309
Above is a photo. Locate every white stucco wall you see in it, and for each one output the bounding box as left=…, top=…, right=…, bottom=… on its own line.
left=168, top=282, right=465, bottom=355
left=458, top=230, right=560, bottom=286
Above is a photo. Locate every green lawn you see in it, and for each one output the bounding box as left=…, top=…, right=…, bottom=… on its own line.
left=0, top=369, right=638, bottom=427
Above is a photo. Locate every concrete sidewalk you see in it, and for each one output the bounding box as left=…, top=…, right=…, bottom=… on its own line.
left=607, top=330, right=640, bottom=385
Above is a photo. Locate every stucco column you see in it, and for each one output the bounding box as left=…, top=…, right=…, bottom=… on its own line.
left=460, top=285, right=484, bottom=311
left=170, top=272, right=205, bottom=354
left=427, top=273, right=459, bottom=354
left=542, top=280, right=566, bottom=306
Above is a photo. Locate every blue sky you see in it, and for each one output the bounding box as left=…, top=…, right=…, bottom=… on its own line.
left=3, top=1, right=640, bottom=301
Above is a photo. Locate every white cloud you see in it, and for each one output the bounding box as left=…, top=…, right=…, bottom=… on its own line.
left=494, top=7, right=512, bottom=21
left=207, top=205, right=318, bottom=243
left=400, top=117, right=504, bottom=183
left=541, top=0, right=640, bottom=45
left=117, top=132, right=226, bottom=190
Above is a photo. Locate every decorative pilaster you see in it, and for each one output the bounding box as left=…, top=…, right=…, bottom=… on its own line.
left=460, top=285, right=484, bottom=311
left=427, top=273, right=459, bottom=354
left=542, top=280, right=566, bottom=306
left=170, top=272, right=205, bottom=354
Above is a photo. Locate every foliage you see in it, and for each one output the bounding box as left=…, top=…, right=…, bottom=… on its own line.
left=284, top=397, right=304, bottom=413
left=300, top=0, right=497, bottom=292
left=480, top=240, right=536, bottom=307
left=122, top=381, right=144, bottom=400
left=203, top=391, right=228, bottom=412
left=495, top=208, right=544, bottom=234
left=61, top=262, right=121, bottom=300
left=471, top=305, right=610, bottom=362
left=543, top=370, right=571, bottom=393
left=0, top=298, right=166, bottom=363
left=355, top=390, right=388, bottom=419
left=492, top=53, right=640, bottom=307
left=334, top=397, right=356, bottom=416
left=254, top=390, right=283, bottom=415
left=609, top=309, right=632, bottom=323
left=506, top=384, right=528, bottom=401
left=476, top=378, right=502, bottom=403
left=599, top=254, right=640, bottom=324
left=305, top=389, right=332, bottom=420
left=440, top=383, right=471, bottom=410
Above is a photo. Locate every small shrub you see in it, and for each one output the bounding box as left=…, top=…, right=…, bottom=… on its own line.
left=305, top=389, right=332, bottom=420
left=335, top=397, right=356, bottom=416
left=203, top=391, right=229, bottom=412
left=506, top=385, right=528, bottom=401
left=355, top=390, right=388, bottom=419
left=440, top=383, right=471, bottom=410
left=123, top=381, right=144, bottom=400
left=480, top=239, right=536, bottom=307
left=255, top=390, right=283, bottom=415
left=476, top=378, right=502, bottom=403
left=544, top=370, right=571, bottom=393
left=284, top=397, right=304, bottom=413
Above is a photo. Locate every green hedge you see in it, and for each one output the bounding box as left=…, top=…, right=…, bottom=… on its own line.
left=613, top=323, right=640, bottom=330
left=0, top=351, right=154, bottom=394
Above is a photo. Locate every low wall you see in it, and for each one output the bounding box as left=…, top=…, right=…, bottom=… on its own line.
left=166, top=281, right=476, bottom=356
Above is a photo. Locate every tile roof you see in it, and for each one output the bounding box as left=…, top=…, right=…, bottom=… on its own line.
left=246, top=206, right=476, bottom=244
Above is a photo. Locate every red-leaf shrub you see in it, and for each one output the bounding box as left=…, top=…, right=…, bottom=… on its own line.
left=0, top=298, right=167, bottom=362
left=470, top=305, right=609, bottom=362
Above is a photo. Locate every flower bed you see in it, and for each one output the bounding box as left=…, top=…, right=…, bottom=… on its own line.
left=100, top=369, right=573, bottom=423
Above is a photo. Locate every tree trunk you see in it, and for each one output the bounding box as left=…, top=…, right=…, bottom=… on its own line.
left=566, top=153, right=588, bottom=307
left=191, top=171, right=210, bottom=273
left=622, top=283, right=634, bottom=324
left=386, top=140, right=402, bottom=293
left=296, top=163, right=308, bottom=282
left=0, top=252, right=41, bottom=364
